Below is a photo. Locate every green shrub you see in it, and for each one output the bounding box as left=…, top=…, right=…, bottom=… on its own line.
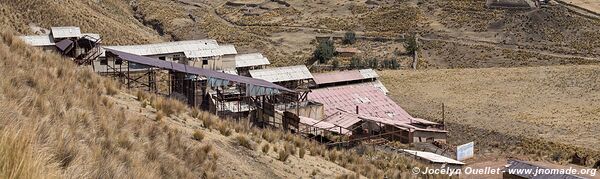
left=314, top=39, right=335, bottom=63
left=343, top=31, right=356, bottom=44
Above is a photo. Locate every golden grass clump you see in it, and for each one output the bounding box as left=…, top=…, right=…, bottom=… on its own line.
left=262, top=143, right=270, bottom=154
left=192, top=130, right=204, bottom=141
left=217, top=123, right=232, bottom=136
left=299, top=147, right=306, bottom=159
left=278, top=148, right=290, bottom=162
left=151, top=97, right=186, bottom=117
left=235, top=135, right=254, bottom=150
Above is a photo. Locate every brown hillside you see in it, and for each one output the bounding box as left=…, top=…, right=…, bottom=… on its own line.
left=0, top=0, right=164, bottom=44
left=0, top=31, right=437, bottom=178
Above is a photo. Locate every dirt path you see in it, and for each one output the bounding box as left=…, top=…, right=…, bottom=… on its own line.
left=419, top=36, right=600, bottom=61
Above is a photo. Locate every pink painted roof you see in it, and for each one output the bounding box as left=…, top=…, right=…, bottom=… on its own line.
left=308, top=85, right=439, bottom=126
left=323, top=111, right=363, bottom=129
left=312, top=70, right=365, bottom=85
left=299, top=116, right=350, bottom=134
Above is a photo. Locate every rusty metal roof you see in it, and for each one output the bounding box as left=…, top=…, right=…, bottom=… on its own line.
left=104, top=48, right=292, bottom=95
left=308, top=85, right=438, bottom=125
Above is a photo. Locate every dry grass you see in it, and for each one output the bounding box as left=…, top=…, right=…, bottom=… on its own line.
left=262, top=143, right=271, bottom=154
left=1, top=0, right=163, bottom=45
left=151, top=97, right=186, bottom=117
left=278, top=148, right=290, bottom=162
left=235, top=135, right=254, bottom=150
left=0, top=31, right=220, bottom=178
left=192, top=130, right=204, bottom=141
left=217, top=123, right=233, bottom=136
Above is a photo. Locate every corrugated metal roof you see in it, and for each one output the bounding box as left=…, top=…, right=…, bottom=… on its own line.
left=51, top=26, right=82, bottom=38
left=299, top=116, right=350, bottom=134
left=324, top=111, right=363, bottom=129
left=249, top=65, right=313, bottom=83
left=504, top=160, right=585, bottom=179
left=184, top=49, right=222, bottom=58
left=359, top=69, right=379, bottom=78
left=105, top=40, right=221, bottom=57
left=308, top=85, right=438, bottom=125
left=313, top=69, right=379, bottom=85
left=218, top=44, right=238, bottom=55
left=235, top=53, right=270, bottom=68
left=402, top=149, right=465, bottom=165
left=104, top=48, right=292, bottom=95
left=81, top=33, right=101, bottom=41
left=19, top=35, right=55, bottom=46
left=55, top=39, right=73, bottom=52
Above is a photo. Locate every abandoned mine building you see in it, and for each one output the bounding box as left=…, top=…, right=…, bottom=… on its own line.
left=19, top=26, right=447, bottom=145
left=19, top=26, right=103, bottom=65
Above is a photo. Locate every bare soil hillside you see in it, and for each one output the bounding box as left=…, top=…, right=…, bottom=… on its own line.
left=418, top=0, right=600, bottom=68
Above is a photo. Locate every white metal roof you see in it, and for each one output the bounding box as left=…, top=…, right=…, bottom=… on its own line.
left=184, top=49, right=223, bottom=58
left=235, top=53, right=270, bottom=68
left=81, top=33, right=101, bottom=41
left=105, top=40, right=220, bottom=57
left=249, top=65, right=313, bottom=83
left=19, top=35, right=55, bottom=46
left=359, top=69, right=379, bottom=78
left=402, top=149, right=465, bottom=165
left=218, top=44, right=237, bottom=55
left=51, top=26, right=82, bottom=38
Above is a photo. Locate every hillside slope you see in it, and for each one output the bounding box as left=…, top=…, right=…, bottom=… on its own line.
left=0, top=31, right=358, bottom=178
left=0, top=31, right=436, bottom=178
left=0, top=0, right=165, bottom=44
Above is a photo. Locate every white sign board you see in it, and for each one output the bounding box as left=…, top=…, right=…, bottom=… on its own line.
left=456, top=142, right=474, bottom=161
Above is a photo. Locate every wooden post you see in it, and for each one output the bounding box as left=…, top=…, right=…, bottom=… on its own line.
left=442, top=103, right=445, bottom=130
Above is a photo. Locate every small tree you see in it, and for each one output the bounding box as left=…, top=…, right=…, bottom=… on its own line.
left=382, top=59, right=391, bottom=69
left=314, top=39, right=335, bottom=64
left=391, top=58, right=400, bottom=69
left=369, top=59, right=379, bottom=68
left=343, top=31, right=356, bottom=44
left=404, top=35, right=418, bottom=56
